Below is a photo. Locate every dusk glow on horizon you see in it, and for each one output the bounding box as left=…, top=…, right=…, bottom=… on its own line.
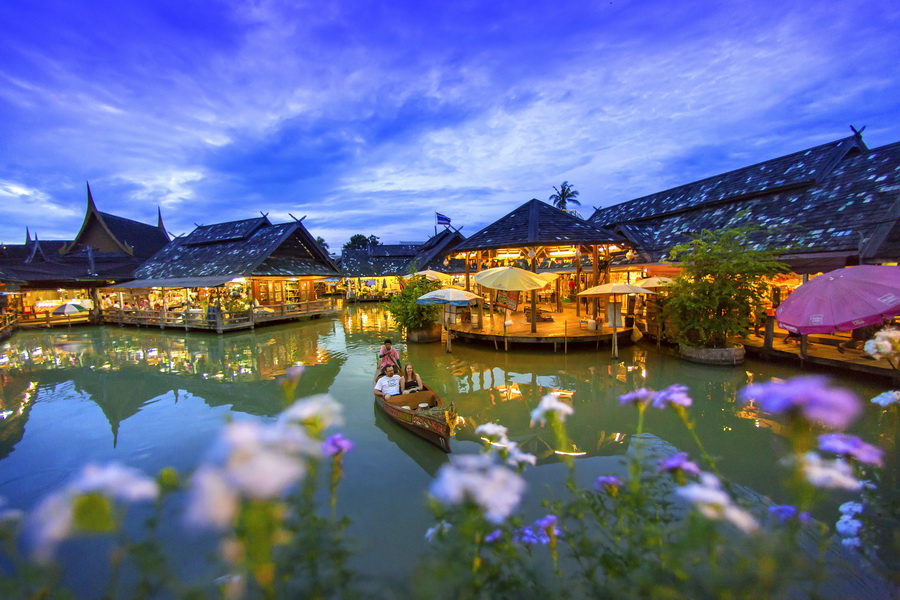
left=2, top=0, right=898, bottom=248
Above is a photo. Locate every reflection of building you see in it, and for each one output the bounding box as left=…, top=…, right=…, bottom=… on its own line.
left=0, top=376, right=36, bottom=460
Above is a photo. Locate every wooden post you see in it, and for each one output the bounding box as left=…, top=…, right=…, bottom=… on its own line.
left=764, top=315, right=775, bottom=350
left=215, top=308, right=223, bottom=334
left=564, top=320, right=568, bottom=354
left=465, top=253, right=471, bottom=291
left=800, top=334, right=808, bottom=358
left=530, top=255, right=537, bottom=334
left=575, top=248, right=582, bottom=318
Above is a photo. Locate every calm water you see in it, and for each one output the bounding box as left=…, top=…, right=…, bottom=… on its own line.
left=0, top=304, right=894, bottom=594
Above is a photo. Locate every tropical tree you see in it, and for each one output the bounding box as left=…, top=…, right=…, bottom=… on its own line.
left=315, top=236, right=329, bottom=252
left=549, top=181, right=581, bottom=211
left=343, top=234, right=381, bottom=250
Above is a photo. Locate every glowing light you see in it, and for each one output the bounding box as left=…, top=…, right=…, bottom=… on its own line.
left=554, top=450, right=587, bottom=457
left=549, top=249, right=576, bottom=257
left=230, top=277, right=246, bottom=283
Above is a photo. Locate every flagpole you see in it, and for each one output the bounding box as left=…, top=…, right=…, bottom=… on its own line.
left=434, top=212, right=437, bottom=236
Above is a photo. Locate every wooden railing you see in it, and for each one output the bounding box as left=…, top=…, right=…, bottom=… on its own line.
left=0, top=314, right=17, bottom=339
left=101, top=298, right=337, bottom=333
left=15, top=310, right=92, bottom=328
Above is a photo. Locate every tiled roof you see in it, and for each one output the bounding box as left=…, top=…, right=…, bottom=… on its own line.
left=134, top=220, right=339, bottom=280
left=591, top=135, right=868, bottom=227
left=341, top=244, right=418, bottom=277
left=454, top=198, right=624, bottom=253
left=99, top=212, right=170, bottom=258
left=591, top=137, right=900, bottom=267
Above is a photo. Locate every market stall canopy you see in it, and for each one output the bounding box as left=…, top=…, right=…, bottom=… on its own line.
left=416, top=288, right=483, bottom=307
left=407, top=269, right=452, bottom=282
left=111, top=276, right=234, bottom=289
left=775, top=265, right=900, bottom=334
left=473, top=266, right=549, bottom=291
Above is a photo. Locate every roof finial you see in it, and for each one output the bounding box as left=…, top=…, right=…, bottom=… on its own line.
left=86, top=181, right=97, bottom=211
left=157, top=206, right=169, bottom=239
left=850, top=125, right=866, bottom=138
left=25, top=226, right=31, bottom=244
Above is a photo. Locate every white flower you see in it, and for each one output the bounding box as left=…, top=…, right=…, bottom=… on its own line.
left=836, top=515, right=863, bottom=537
left=530, top=394, right=574, bottom=426
left=430, top=454, right=525, bottom=523
left=503, top=441, right=537, bottom=468
left=279, top=394, right=344, bottom=429
left=186, top=468, right=239, bottom=529
left=801, top=452, right=861, bottom=490
left=676, top=473, right=759, bottom=534
left=871, top=391, right=900, bottom=407
left=475, top=423, right=509, bottom=442
left=424, top=520, right=452, bottom=541
left=27, top=463, right=158, bottom=562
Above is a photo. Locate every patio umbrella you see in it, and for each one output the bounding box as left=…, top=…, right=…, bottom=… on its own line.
left=473, top=266, right=549, bottom=291
left=409, top=269, right=452, bottom=283
left=417, top=288, right=483, bottom=351
left=775, top=265, right=900, bottom=334
left=578, top=284, right=656, bottom=358
left=416, top=288, right=482, bottom=307
left=52, top=303, right=89, bottom=315
left=636, top=276, right=673, bottom=289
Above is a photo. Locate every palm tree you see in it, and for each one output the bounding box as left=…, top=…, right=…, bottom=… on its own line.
left=549, top=181, right=581, bottom=212
left=315, top=236, right=329, bottom=251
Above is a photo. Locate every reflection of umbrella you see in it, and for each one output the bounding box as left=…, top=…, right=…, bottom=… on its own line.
left=417, top=288, right=482, bottom=307
left=775, top=265, right=900, bottom=334
left=636, top=276, right=673, bottom=289
left=473, top=267, right=549, bottom=291
left=52, top=303, right=88, bottom=315
left=578, top=284, right=655, bottom=358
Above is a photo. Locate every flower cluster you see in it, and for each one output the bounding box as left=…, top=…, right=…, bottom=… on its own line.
left=474, top=423, right=536, bottom=468
left=796, top=452, right=861, bottom=490
left=863, top=328, right=900, bottom=360
left=768, top=504, right=812, bottom=525
left=738, top=376, right=861, bottom=430
left=27, top=463, right=159, bottom=562
left=429, top=454, right=526, bottom=523
left=618, top=384, right=693, bottom=409
left=512, top=515, right=562, bottom=546
left=818, top=434, right=883, bottom=467
left=836, top=501, right=864, bottom=548
left=186, top=396, right=339, bottom=530
left=676, top=473, right=759, bottom=534
left=529, top=394, right=573, bottom=426
left=594, top=475, right=624, bottom=496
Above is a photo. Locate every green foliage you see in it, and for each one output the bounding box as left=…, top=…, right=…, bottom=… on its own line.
left=386, top=276, right=442, bottom=331
left=342, top=234, right=381, bottom=250
left=662, top=225, right=788, bottom=348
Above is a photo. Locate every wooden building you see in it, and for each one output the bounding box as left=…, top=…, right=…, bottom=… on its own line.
left=112, top=215, right=340, bottom=332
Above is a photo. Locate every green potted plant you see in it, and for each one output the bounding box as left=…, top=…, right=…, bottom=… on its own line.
left=662, top=225, right=787, bottom=364
left=386, top=275, right=444, bottom=343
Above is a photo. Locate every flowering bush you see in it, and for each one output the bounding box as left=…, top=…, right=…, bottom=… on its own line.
left=0, top=369, right=896, bottom=598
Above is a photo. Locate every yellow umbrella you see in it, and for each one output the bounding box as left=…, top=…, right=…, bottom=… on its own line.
left=636, top=276, right=673, bottom=289
left=578, top=283, right=656, bottom=358
left=473, top=266, right=549, bottom=291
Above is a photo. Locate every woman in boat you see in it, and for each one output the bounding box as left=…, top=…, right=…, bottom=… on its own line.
left=401, top=363, right=424, bottom=394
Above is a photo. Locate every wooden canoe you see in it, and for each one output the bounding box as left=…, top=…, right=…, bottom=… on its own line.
left=373, top=385, right=459, bottom=453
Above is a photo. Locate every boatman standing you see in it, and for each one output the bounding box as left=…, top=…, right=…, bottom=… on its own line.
left=374, top=365, right=402, bottom=398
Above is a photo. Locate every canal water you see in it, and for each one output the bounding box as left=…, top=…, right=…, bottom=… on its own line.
left=0, top=304, right=894, bottom=595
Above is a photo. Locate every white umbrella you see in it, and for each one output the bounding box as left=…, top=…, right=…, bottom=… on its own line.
left=408, top=269, right=452, bottom=282
left=636, top=276, right=673, bottom=289
left=52, top=303, right=88, bottom=315
left=578, top=284, right=655, bottom=357
left=473, top=266, right=549, bottom=291
left=416, top=288, right=482, bottom=307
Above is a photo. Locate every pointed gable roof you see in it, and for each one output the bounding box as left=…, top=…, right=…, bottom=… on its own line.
left=453, top=198, right=624, bottom=253
left=64, top=183, right=170, bottom=258
left=591, top=134, right=868, bottom=227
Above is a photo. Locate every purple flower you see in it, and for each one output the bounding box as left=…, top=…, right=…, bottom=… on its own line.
left=769, top=504, right=813, bottom=524
left=652, top=384, right=692, bottom=409
left=818, top=434, right=883, bottom=467
left=485, top=529, right=504, bottom=543
left=594, top=475, right=624, bottom=494
left=322, top=433, right=354, bottom=456
left=738, top=376, right=862, bottom=430
left=535, top=514, right=558, bottom=530
left=513, top=526, right=541, bottom=545
left=658, top=452, right=701, bottom=476
left=619, top=389, right=657, bottom=406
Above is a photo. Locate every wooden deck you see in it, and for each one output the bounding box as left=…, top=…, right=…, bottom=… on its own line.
left=448, top=303, right=634, bottom=351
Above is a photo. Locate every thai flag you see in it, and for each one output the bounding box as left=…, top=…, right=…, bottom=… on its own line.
left=436, top=212, right=451, bottom=226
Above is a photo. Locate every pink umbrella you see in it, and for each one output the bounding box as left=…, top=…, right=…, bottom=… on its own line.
left=776, top=265, right=900, bottom=334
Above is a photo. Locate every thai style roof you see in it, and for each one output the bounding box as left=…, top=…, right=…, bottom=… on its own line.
left=130, top=217, right=340, bottom=285
left=453, top=198, right=625, bottom=253
left=341, top=244, right=419, bottom=277
left=414, top=228, right=466, bottom=271
left=589, top=133, right=900, bottom=272
left=63, top=183, right=170, bottom=258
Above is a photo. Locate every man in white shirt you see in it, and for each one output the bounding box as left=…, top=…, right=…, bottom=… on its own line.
left=374, top=364, right=402, bottom=399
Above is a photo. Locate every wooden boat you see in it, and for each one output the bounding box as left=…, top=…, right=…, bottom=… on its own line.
left=373, top=385, right=460, bottom=453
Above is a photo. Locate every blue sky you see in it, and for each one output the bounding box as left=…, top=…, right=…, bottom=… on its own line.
left=1, top=0, right=898, bottom=250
